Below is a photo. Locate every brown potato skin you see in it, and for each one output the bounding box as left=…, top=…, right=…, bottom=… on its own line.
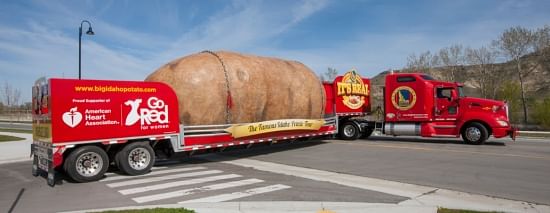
left=145, top=51, right=325, bottom=125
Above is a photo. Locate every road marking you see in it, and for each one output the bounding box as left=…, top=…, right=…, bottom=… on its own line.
left=118, top=174, right=242, bottom=195
left=132, top=178, right=264, bottom=203
left=179, top=184, right=291, bottom=203
left=104, top=167, right=167, bottom=178
left=205, top=156, right=433, bottom=198
left=100, top=166, right=206, bottom=182
left=107, top=170, right=223, bottom=188
left=205, top=155, right=549, bottom=213
left=331, top=141, right=550, bottom=160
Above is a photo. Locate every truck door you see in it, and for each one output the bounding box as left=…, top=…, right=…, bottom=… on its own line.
left=434, top=87, right=458, bottom=121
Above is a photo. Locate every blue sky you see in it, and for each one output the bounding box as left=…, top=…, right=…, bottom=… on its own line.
left=1, top=0, right=550, bottom=102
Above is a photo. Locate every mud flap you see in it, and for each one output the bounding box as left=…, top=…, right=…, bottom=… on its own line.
left=31, top=144, right=38, bottom=177
left=510, top=127, right=518, bottom=141
left=46, top=147, right=55, bottom=187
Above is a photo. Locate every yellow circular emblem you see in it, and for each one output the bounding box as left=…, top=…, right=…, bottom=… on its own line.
left=391, top=86, right=417, bottom=110
left=339, top=70, right=368, bottom=110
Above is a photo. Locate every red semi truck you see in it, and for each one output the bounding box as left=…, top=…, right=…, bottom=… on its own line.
left=31, top=70, right=516, bottom=186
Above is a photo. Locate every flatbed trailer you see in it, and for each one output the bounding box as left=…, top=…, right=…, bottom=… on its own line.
left=31, top=70, right=370, bottom=186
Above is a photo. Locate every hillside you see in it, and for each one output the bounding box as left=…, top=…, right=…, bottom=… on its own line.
left=368, top=50, right=550, bottom=126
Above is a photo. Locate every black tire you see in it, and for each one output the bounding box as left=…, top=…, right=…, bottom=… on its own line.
left=115, top=142, right=155, bottom=176
left=461, top=122, right=488, bottom=145
left=64, top=146, right=109, bottom=183
left=339, top=121, right=361, bottom=140
left=361, top=127, right=375, bottom=139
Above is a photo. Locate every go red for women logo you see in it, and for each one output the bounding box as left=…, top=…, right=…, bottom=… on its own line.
left=124, top=97, right=169, bottom=127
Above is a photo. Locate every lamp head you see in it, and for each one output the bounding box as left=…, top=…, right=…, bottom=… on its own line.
left=86, top=27, right=94, bottom=35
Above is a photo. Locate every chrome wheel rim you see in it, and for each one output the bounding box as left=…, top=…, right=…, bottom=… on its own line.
left=76, top=152, right=103, bottom=177
left=128, top=147, right=151, bottom=170
left=466, top=127, right=481, bottom=142
left=343, top=125, right=356, bottom=138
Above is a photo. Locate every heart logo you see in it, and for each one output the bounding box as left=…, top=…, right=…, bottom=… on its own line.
left=62, top=107, right=83, bottom=128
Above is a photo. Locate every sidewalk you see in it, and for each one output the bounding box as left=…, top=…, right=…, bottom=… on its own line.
left=0, top=131, right=32, bottom=164
left=62, top=202, right=437, bottom=213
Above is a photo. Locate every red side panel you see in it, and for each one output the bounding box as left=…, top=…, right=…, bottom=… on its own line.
left=331, top=70, right=371, bottom=115
left=384, top=74, right=433, bottom=122
left=49, top=79, right=180, bottom=143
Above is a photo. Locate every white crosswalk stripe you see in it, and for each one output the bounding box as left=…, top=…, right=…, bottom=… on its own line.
left=118, top=174, right=242, bottom=195
left=100, top=166, right=206, bottom=182
left=132, top=178, right=265, bottom=203
left=179, top=184, right=292, bottom=203
left=104, top=166, right=167, bottom=178
left=107, top=170, right=223, bottom=188
left=103, top=166, right=292, bottom=204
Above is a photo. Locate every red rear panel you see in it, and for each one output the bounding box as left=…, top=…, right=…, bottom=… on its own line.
left=323, top=83, right=335, bottom=115
left=330, top=70, right=371, bottom=115
left=48, top=79, right=180, bottom=143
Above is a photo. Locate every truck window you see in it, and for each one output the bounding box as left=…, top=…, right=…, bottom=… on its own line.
left=420, top=75, right=436, bottom=80
left=458, top=86, right=465, bottom=97
left=397, top=76, right=416, bottom=82
left=436, top=88, right=452, bottom=99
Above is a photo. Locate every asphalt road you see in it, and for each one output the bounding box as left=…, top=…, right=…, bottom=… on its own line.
left=220, top=136, right=550, bottom=205
left=0, top=121, right=31, bottom=131
left=1, top=135, right=549, bottom=212
left=0, top=157, right=405, bottom=213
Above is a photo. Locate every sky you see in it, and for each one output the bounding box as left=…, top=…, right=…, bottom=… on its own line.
left=1, top=0, right=550, bottom=103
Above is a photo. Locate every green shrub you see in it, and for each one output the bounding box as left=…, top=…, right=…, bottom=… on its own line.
left=532, top=98, right=550, bottom=129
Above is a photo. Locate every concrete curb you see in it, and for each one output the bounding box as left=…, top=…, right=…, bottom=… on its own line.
left=60, top=202, right=438, bottom=213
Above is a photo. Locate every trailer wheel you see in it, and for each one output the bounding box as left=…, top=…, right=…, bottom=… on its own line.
left=339, top=122, right=360, bottom=140
left=461, top=122, right=488, bottom=145
left=116, top=142, right=155, bottom=176
left=361, top=127, right=374, bottom=139
left=64, top=146, right=109, bottom=183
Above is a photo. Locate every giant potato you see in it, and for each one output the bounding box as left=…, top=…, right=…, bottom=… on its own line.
left=145, top=51, right=325, bottom=125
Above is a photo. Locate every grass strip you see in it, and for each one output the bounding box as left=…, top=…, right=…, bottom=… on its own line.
left=0, top=135, right=25, bottom=142
left=0, top=128, right=32, bottom=134
left=438, top=207, right=502, bottom=213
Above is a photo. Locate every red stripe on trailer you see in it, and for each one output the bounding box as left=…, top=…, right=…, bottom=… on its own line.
left=180, top=129, right=336, bottom=152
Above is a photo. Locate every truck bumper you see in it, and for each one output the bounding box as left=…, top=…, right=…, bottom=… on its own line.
left=493, top=127, right=518, bottom=141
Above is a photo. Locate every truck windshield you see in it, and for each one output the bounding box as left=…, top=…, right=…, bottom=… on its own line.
left=458, top=86, right=465, bottom=97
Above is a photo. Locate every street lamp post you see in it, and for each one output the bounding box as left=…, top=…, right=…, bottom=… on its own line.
left=79, top=20, right=95, bottom=80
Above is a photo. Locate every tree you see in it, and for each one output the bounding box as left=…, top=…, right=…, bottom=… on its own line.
left=2, top=81, right=21, bottom=108
left=438, top=44, right=464, bottom=82
left=465, top=46, right=498, bottom=99
left=497, top=81, right=522, bottom=124
left=318, top=74, right=326, bottom=82
left=532, top=25, right=550, bottom=63
left=406, top=51, right=438, bottom=73
left=495, top=26, right=534, bottom=124
left=323, top=67, right=338, bottom=82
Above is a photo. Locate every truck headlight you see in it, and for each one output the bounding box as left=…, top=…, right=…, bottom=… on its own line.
left=497, top=120, right=509, bottom=127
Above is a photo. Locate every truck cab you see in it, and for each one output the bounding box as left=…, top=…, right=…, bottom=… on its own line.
left=383, top=73, right=516, bottom=144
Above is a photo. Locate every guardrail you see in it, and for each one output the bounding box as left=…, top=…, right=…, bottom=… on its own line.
left=518, top=131, right=550, bottom=135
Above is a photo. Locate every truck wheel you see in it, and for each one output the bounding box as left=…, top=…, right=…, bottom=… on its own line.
left=361, top=127, right=374, bottom=139
left=461, top=122, right=488, bottom=145
left=339, top=122, right=360, bottom=140
left=64, top=146, right=109, bottom=183
left=115, top=142, right=155, bottom=176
